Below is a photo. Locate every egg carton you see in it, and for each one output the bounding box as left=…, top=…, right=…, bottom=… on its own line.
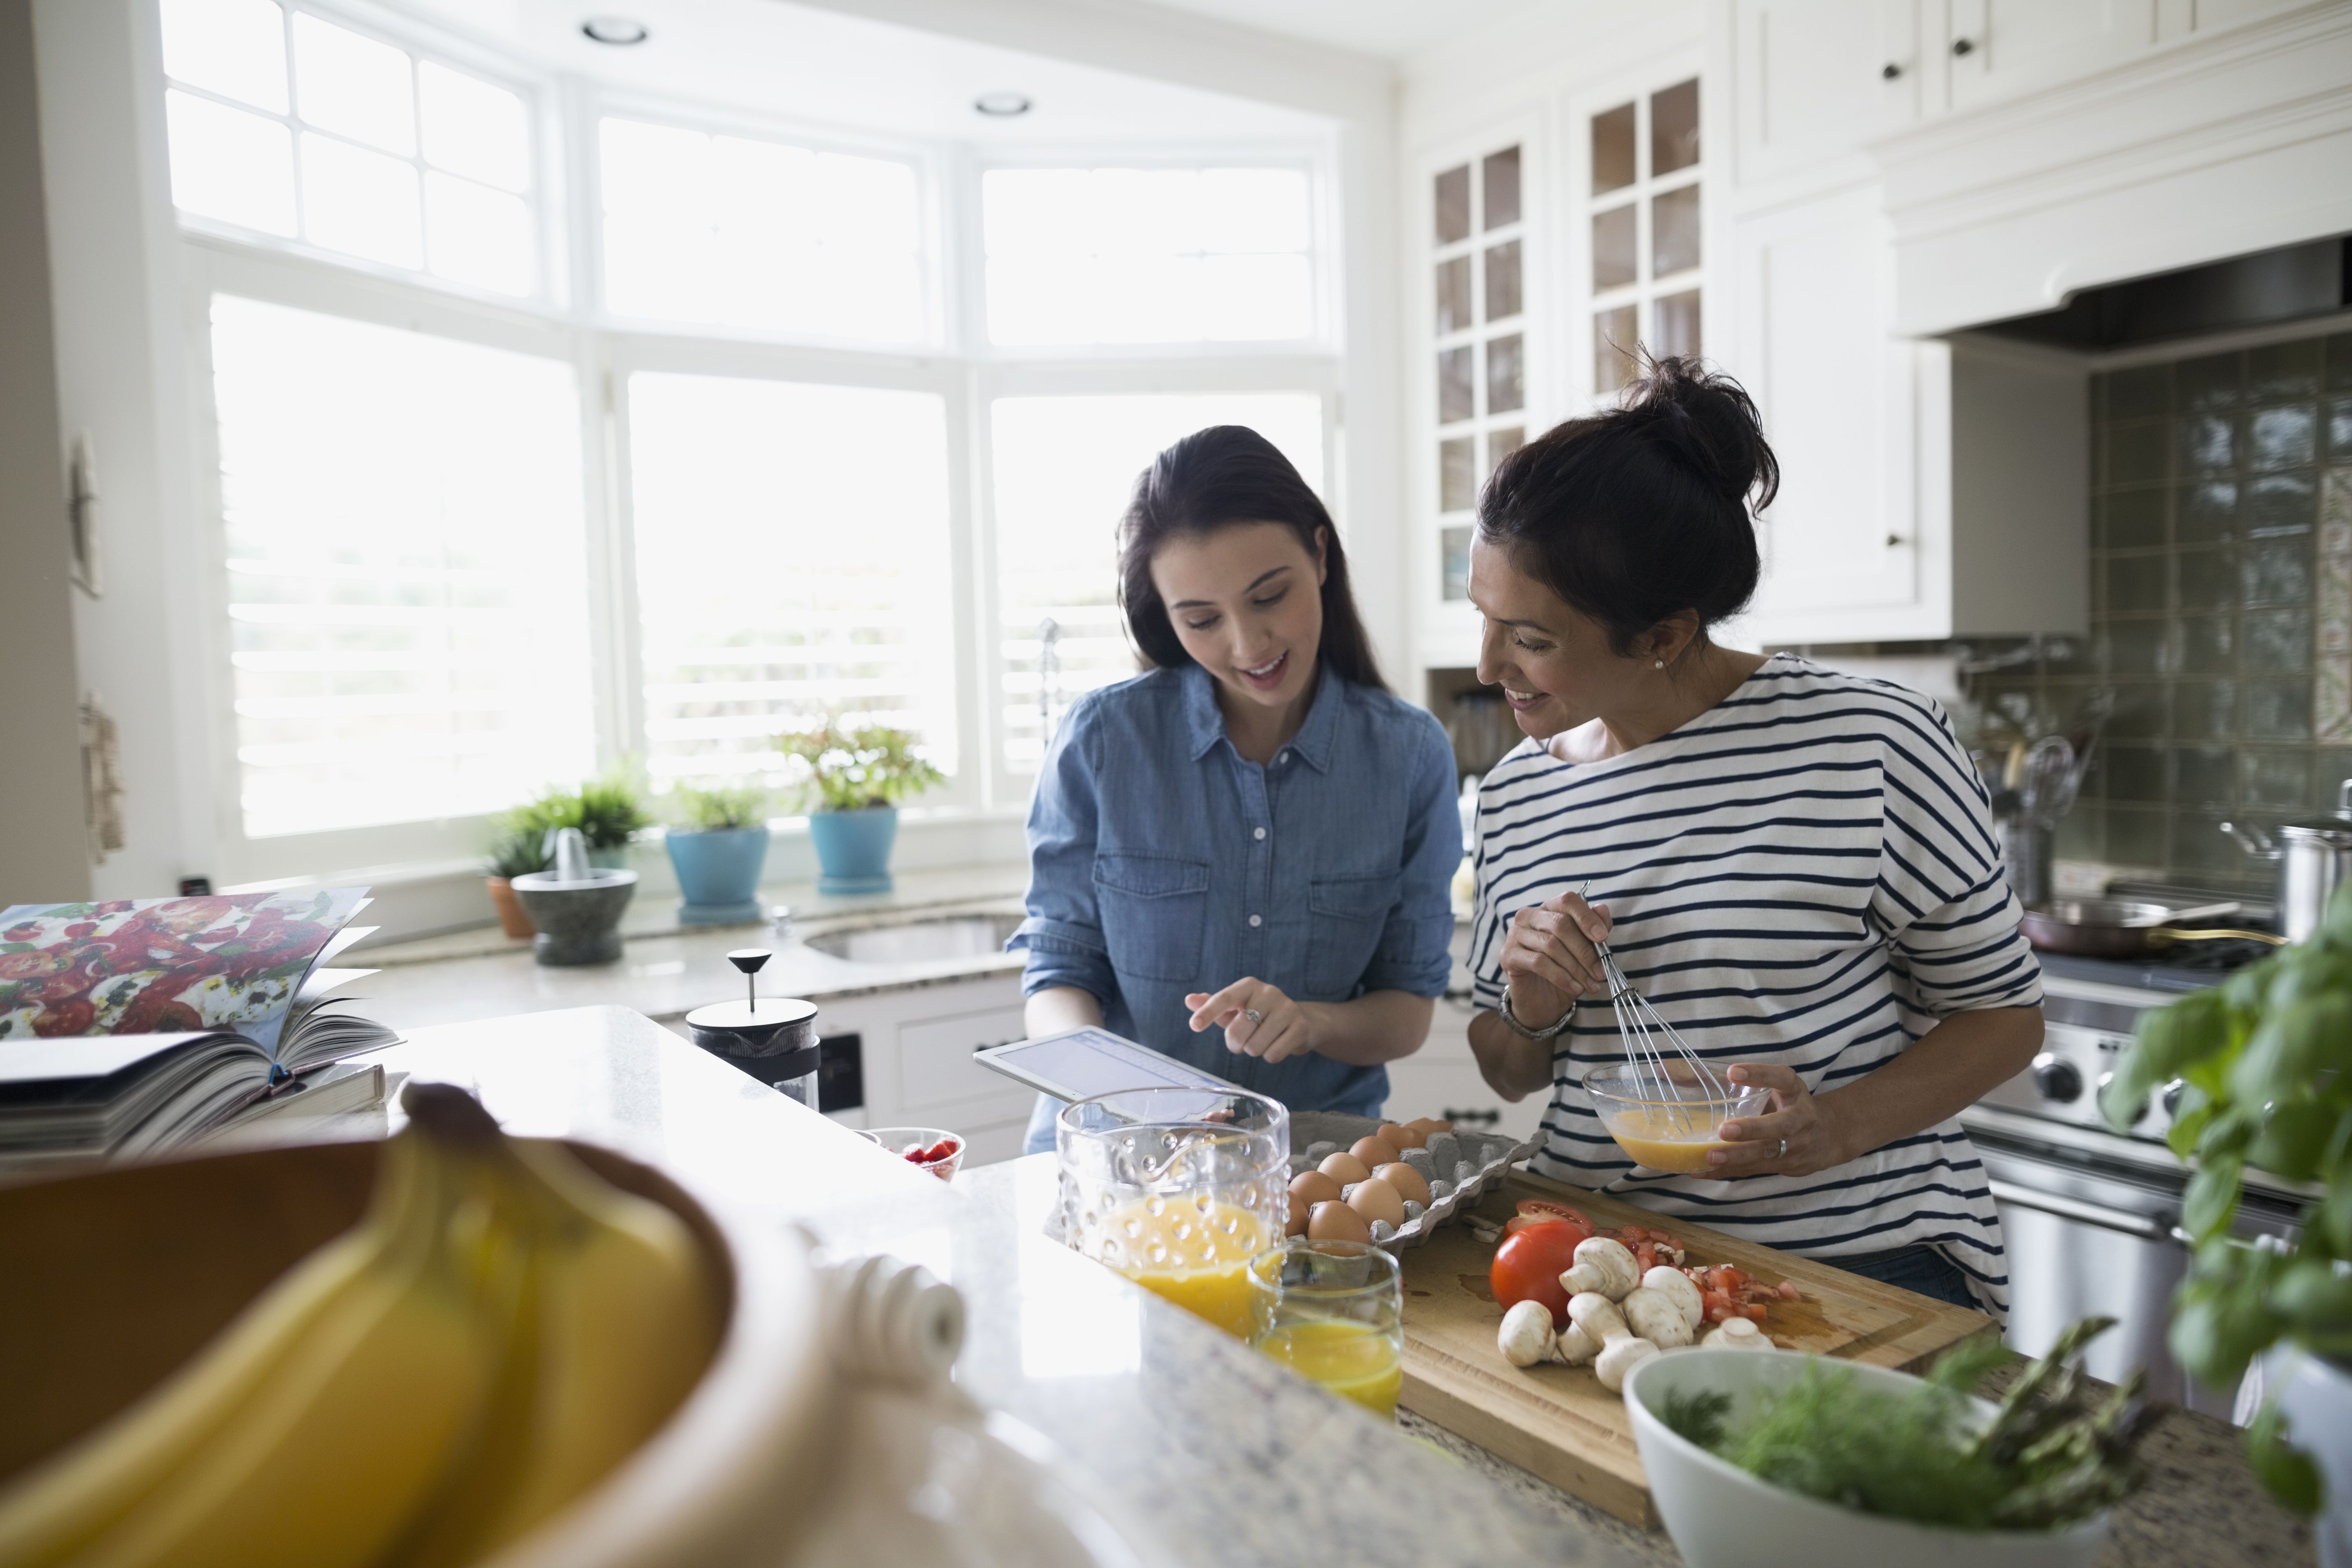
left=1289, top=1112, right=1537, bottom=1253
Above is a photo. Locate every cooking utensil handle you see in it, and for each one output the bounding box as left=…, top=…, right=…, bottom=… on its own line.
left=2151, top=927, right=2288, bottom=947
left=1987, top=1178, right=2174, bottom=1241
left=2219, top=821, right=2278, bottom=860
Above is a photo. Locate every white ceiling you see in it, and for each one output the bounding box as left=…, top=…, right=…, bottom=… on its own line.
left=1131, top=0, right=1541, bottom=60
left=395, top=0, right=1334, bottom=143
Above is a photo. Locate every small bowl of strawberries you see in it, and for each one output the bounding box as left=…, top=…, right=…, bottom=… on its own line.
left=861, top=1126, right=965, bottom=1182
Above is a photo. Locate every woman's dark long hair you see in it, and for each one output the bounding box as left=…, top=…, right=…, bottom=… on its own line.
left=1478, top=357, right=1778, bottom=656
left=1117, top=425, right=1387, bottom=692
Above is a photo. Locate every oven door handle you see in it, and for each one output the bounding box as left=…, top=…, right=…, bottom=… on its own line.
left=1987, top=1178, right=2176, bottom=1242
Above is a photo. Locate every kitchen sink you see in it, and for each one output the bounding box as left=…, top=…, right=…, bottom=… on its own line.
left=802, top=913, right=1023, bottom=966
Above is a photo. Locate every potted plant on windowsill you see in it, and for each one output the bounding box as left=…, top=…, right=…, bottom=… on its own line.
left=664, top=783, right=773, bottom=927
left=782, top=720, right=944, bottom=896
left=2103, top=886, right=2352, bottom=1557
left=509, top=772, right=652, bottom=873
left=483, top=828, right=544, bottom=940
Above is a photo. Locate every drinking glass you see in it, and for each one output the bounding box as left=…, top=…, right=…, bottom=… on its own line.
left=1056, top=1087, right=1290, bottom=1339
left=1247, top=1238, right=1405, bottom=1418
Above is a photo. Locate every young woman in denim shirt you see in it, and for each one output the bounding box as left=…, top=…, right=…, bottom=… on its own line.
left=1010, top=425, right=1462, bottom=1154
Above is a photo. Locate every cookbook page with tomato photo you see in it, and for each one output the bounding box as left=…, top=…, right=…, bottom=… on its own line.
left=0, top=890, right=370, bottom=1047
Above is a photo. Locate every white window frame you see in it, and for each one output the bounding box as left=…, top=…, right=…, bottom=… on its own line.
left=1566, top=65, right=1708, bottom=411
left=171, top=8, right=1346, bottom=887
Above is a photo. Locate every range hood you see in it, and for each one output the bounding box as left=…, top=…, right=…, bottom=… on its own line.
left=1981, top=235, right=2351, bottom=350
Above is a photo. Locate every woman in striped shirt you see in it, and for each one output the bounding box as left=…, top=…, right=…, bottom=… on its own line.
left=1463, top=359, right=2042, bottom=1315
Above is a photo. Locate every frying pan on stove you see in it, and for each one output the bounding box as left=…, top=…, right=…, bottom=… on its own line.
left=2020, top=898, right=2286, bottom=958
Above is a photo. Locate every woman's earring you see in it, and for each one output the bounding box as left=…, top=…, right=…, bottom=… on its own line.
left=1652, top=658, right=1665, bottom=669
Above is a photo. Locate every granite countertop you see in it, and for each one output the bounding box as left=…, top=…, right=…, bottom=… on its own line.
left=342, top=868, right=1029, bottom=1034
left=357, top=1006, right=1637, bottom=1568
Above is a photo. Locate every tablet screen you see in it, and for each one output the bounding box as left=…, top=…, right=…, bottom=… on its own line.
left=974, top=1027, right=1239, bottom=1109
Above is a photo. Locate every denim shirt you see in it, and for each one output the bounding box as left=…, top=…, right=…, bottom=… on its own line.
left=1009, top=662, right=1461, bottom=1123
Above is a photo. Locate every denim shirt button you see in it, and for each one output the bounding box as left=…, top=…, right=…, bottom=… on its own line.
left=1248, top=914, right=1263, bottom=927
left=1277, top=751, right=1290, bottom=764
left=1253, top=826, right=1266, bottom=840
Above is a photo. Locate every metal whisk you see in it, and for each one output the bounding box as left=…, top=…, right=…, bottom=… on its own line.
left=1594, top=935, right=1733, bottom=1136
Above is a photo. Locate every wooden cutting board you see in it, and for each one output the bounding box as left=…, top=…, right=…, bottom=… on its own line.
left=1397, top=1167, right=1997, bottom=1529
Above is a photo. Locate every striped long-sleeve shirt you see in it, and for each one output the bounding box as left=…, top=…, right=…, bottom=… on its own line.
left=1469, top=653, right=2040, bottom=1319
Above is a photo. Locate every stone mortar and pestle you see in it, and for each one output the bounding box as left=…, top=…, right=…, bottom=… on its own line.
left=510, top=826, right=637, bottom=965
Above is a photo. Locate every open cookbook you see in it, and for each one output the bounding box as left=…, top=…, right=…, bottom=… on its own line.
left=0, top=889, right=399, bottom=1163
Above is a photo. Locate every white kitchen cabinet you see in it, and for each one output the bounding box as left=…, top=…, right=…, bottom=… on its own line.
left=1943, top=0, right=2157, bottom=110
left=1728, top=0, right=1919, bottom=191
left=811, top=973, right=1033, bottom=1166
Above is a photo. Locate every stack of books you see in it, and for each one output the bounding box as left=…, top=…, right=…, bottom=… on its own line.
left=0, top=889, right=399, bottom=1167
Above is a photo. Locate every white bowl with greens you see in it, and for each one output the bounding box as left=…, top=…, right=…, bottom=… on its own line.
left=1624, top=1330, right=2143, bottom=1568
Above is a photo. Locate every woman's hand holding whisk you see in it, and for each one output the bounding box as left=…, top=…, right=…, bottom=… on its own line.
left=1703, top=1064, right=1847, bottom=1178
left=1499, top=891, right=1613, bottom=1028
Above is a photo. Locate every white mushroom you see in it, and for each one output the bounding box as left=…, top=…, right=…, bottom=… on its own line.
left=1499, top=1298, right=1563, bottom=1367
left=1594, top=1335, right=1660, bottom=1392
left=1555, top=1320, right=1601, bottom=1366
left=1640, top=1265, right=1705, bottom=1332
left=1700, top=1317, right=1776, bottom=1350
left=1619, top=1285, right=1695, bottom=1350
left=1557, top=1236, right=1639, bottom=1301
left=1566, top=1290, right=1629, bottom=1346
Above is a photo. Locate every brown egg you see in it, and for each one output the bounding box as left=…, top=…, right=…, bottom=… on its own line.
left=1374, top=1162, right=1431, bottom=1205
left=1286, top=1191, right=1310, bottom=1237
left=1409, top=1117, right=1453, bottom=1136
left=1318, top=1151, right=1372, bottom=1185
left=1350, top=1135, right=1400, bottom=1168
left=1307, top=1199, right=1372, bottom=1243
left=1346, top=1175, right=1406, bottom=1227
left=1378, top=1121, right=1426, bottom=1150
left=1290, top=1169, right=1343, bottom=1205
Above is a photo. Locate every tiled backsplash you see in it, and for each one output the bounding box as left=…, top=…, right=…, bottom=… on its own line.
left=1962, top=327, right=2352, bottom=893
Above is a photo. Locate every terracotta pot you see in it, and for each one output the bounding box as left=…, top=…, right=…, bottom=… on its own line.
left=486, top=875, right=536, bottom=939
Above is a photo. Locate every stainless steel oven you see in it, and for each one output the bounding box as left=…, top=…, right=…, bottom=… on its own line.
left=1963, top=946, right=2306, bottom=1421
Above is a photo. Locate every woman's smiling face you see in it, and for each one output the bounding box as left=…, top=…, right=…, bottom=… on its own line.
left=1469, top=536, right=1647, bottom=740
left=1149, top=521, right=1327, bottom=713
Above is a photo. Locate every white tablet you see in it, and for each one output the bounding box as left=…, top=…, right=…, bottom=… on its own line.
left=973, top=1027, right=1242, bottom=1106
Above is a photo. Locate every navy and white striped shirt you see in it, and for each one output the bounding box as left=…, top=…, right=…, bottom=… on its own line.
left=1469, top=654, right=2039, bottom=1319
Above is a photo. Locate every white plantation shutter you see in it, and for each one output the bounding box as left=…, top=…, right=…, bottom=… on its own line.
left=989, top=392, right=1323, bottom=774
left=208, top=294, right=595, bottom=837
left=626, top=372, right=957, bottom=791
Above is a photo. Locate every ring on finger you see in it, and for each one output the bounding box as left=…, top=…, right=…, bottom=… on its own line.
left=1777, top=1137, right=1788, bottom=1159
left=1243, top=1008, right=1263, bottom=1024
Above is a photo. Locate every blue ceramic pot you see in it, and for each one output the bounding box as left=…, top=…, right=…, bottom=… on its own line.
left=806, top=806, right=898, bottom=895
left=664, top=825, right=771, bottom=924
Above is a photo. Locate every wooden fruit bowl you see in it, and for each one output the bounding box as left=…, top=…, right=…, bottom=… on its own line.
left=0, top=1137, right=835, bottom=1568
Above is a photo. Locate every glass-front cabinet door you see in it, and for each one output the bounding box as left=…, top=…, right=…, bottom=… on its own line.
left=1428, top=140, right=1529, bottom=607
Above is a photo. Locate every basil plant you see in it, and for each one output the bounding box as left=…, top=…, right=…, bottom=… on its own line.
left=2103, top=887, right=2352, bottom=1512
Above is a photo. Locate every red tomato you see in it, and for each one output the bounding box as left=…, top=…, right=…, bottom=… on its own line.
left=1515, top=1198, right=1593, bottom=1230
left=1490, top=1220, right=1588, bottom=1329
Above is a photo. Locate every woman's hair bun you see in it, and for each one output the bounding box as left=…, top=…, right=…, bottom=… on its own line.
left=1622, top=356, right=1779, bottom=512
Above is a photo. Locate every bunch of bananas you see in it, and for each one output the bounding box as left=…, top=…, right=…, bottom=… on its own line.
left=0, top=1083, right=722, bottom=1568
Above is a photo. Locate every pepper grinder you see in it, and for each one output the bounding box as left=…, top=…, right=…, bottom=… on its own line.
left=684, top=948, right=821, bottom=1107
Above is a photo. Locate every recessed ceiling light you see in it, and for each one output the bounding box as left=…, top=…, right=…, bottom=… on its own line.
left=581, top=16, right=649, bottom=45
left=973, top=91, right=1032, bottom=118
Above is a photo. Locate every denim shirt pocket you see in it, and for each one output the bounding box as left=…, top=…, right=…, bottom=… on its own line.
left=1305, top=872, right=1400, bottom=999
left=1093, top=852, right=1212, bottom=984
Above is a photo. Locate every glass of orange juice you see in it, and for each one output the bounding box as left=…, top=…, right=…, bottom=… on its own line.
left=1584, top=1062, right=1772, bottom=1174
left=1247, top=1239, right=1404, bottom=1419
left=1056, top=1087, right=1289, bottom=1339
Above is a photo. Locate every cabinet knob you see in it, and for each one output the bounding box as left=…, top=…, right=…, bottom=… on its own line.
left=1885, top=533, right=1909, bottom=548
left=1882, top=61, right=1903, bottom=80
left=1952, top=36, right=1976, bottom=57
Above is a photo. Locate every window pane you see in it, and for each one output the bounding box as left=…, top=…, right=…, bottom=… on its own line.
left=1592, top=203, right=1636, bottom=290
left=1482, top=146, right=1521, bottom=230
left=1440, top=436, right=1476, bottom=513
left=301, top=132, right=421, bottom=268
left=1489, top=426, right=1524, bottom=474
left=629, top=374, right=956, bottom=791
left=991, top=394, right=1322, bottom=772
left=1434, top=164, right=1470, bottom=245
left=207, top=294, right=592, bottom=838
left=1592, top=102, right=1636, bottom=195
left=161, top=0, right=287, bottom=113
left=425, top=171, right=532, bottom=294
left=1654, top=184, right=1701, bottom=277
left=982, top=166, right=1312, bottom=345
left=1595, top=305, right=1638, bottom=396
left=1655, top=290, right=1701, bottom=361
left=165, top=90, right=295, bottom=235
left=1487, top=333, right=1525, bottom=416
left=292, top=13, right=414, bottom=157
left=1484, top=239, right=1522, bottom=322
left=1435, top=254, right=1471, bottom=336
left=601, top=117, right=925, bottom=344
left=1438, top=346, right=1474, bottom=423
left=1440, top=526, right=1471, bottom=601
left=419, top=61, right=529, bottom=193
left=1653, top=79, right=1700, bottom=176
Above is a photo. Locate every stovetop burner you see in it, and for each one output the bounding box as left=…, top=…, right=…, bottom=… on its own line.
left=2036, top=940, right=2276, bottom=995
